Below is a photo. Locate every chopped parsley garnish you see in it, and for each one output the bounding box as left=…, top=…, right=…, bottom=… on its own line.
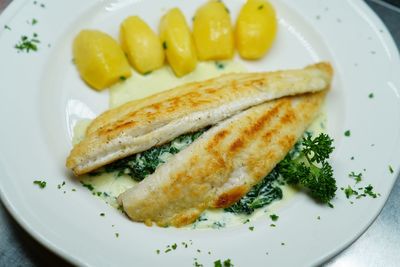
left=119, top=76, right=126, bottom=81
left=143, top=71, right=152, bottom=76
left=389, top=165, right=394, bottom=174
left=258, top=4, right=264, bottom=10
left=80, top=181, right=94, bottom=191
left=350, top=156, right=354, bottom=160
left=215, top=61, right=225, bottom=69
left=212, top=221, right=226, bottom=229
left=171, top=243, right=177, bottom=250
left=270, top=224, right=276, bottom=227
left=281, top=242, right=285, bottom=246
left=368, top=93, right=374, bottom=98
left=224, top=7, right=230, bottom=14
left=194, top=258, right=204, bottom=267
left=15, top=33, right=40, bottom=53
left=349, top=172, right=362, bottom=183
left=214, top=259, right=233, bottom=267
left=162, top=41, right=167, bottom=50
left=57, top=181, right=66, bottom=189
left=344, top=185, right=358, bottom=198
left=344, top=130, right=351, bottom=137
left=364, top=184, right=378, bottom=198
left=4, top=25, right=11, bottom=30
left=115, top=233, right=119, bottom=238
left=269, top=214, right=279, bottom=221
left=342, top=184, right=379, bottom=200
left=28, top=18, right=38, bottom=25
left=33, top=180, right=46, bottom=189
left=156, top=249, right=160, bottom=254
left=249, top=226, right=254, bottom=231
left=317, top=216, right=321, bottom=220
left=100, top=213, right=105, bottom=216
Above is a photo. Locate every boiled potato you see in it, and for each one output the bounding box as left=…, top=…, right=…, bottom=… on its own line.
left=235, top=0, right=277, bottom=59
left=193, top=0, right=234, bottom=60
left=73, top=30, right=131, bottom=90
left=120, top=16, right=164, bottom=74
left=159, top=8, right=197, bottom=77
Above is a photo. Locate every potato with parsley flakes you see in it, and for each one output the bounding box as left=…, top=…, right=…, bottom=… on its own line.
left=235, top=0, right=277, bottom=59
left=193, top=0, right=234, bottom=60
left=159, top=8, right=197, bottom=77
left=73, top=30, right=131, bottom=90
left=120, top=16, right=164, bottom=74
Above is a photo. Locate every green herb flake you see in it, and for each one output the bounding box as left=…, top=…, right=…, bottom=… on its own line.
left=30, top=18, right=38, bottom=25
left=4, top=25, right=11, bottom=30
left=15, top=34, right=40, bottom=53
left=317, top=216, right=321, bottom=220
left=119, top=76, right=126, bottom=81
left=344, top=130, right=351, bottom=137
left=270, top=224, right=276, bottom=227
left=115, top=233, right=119, bottom=238
left=344, top=185, right=358, bottom=199
left=100, top=213, right=105, bottom=217
left=80, top=181, right=94, bottom=191
left=71, top=188, right=76, bottom=192
left=156, top=249, right=160, bottom=254
left=224, top=7, right=230, bottom=14
left=40, top=3, right=45, bottom=8
left=349, top=172, right=362, bottom=184
left=350, top=156, right=354, bottom=160
left=215, top=61, right=225, bottom=69
left=171, top=243, right=177, bottom=250
left=389, top=165, right=394, bottom=174
left=214, top=259, right=233, bottom=267
left=243, top=219, right=250, bottom=224
left=162, top=41, right=167, bottom=50
left=33, top=180, right=46, bottom=189
left=194, top=258, right=204, bottom=267
left=269, top=214, right=279, bottom=221
left=249, top=226, right=254, bottom=231
left=143, top=71, right=152, bottom=76
left=364, top=184, right=378, bottom=198
left=368, top=93, right=374, bottom=98
left=281, top=242, right=285, bottom=246
left=258, top=4, right=264, bottom=10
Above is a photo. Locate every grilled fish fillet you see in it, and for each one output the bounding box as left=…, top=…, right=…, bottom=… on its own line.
left=118, top=91, right=327, bottom=227
left=67, top=62, right=332, bottom=175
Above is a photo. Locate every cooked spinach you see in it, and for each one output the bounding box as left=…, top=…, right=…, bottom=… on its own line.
left=101, top=129, right=206, bottom=181
left=225, top=168, right=283, bottom=214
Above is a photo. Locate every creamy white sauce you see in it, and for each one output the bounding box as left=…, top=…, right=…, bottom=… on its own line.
left=72, top=61, right=327, bottom=229
left=109, top=61, right=246, bottom=108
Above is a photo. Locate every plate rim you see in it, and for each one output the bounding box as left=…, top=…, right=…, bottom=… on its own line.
left=0, top=0, right=399, bottom=266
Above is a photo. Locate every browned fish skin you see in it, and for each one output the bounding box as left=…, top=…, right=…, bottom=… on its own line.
left=118, top=91, right=327, bottom=227
left=66, top=63, right=332, bottom=175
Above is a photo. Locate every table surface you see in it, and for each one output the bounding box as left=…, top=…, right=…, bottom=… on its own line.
left=1, top=0, right=399, bottom=266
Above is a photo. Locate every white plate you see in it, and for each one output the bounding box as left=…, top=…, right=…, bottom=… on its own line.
left=0, top=0, right=399, bottom=266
